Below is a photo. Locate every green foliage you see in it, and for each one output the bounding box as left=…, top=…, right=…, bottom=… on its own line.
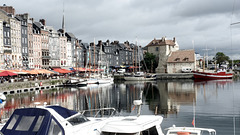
left=213, top=52, right=230, bottom=65
left=142, top=52, right=158, bottom=73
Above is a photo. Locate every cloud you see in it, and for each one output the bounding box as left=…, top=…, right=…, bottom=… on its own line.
left=1, top=0, right=239, bottom=59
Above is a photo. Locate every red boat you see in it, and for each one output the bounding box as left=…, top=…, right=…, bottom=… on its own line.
left=192, top=71, right=233, bottom=79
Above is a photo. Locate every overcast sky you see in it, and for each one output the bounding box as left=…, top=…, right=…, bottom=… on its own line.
left=2, top=0, right=240, bottom=59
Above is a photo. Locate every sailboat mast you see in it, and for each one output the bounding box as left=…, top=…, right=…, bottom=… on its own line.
left=89, top=44, right=91, bottom=78
left=94, top=38, right=96, bottom=73
left=137, top=39, right=140, bottom=72
left=132, top=45, right=135, bottom=73
left=193, top=98, right=196, bottom=128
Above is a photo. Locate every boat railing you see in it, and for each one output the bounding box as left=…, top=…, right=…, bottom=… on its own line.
left=80, top=107, right=117, bottom=118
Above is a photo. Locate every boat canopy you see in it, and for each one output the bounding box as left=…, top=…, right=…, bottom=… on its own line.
left=46, top=105, right=77, bottom=118
left=101, top=116, right=163, bottom=134
left=1, top=106, right=78, bottom=135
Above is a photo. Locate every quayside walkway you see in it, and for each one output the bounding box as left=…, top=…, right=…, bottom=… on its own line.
left=0, top=78, right=66, bottom=95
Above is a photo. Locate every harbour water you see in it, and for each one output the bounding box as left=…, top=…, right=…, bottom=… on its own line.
left=1, top=79, right=240, bottom=134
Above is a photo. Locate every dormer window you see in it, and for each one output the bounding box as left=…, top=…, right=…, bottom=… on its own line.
left=183, top=58, right=189, bottom=61
left=175, top=58, right=180, bottom=61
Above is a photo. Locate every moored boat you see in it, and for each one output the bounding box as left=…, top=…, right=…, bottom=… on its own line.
left=124, top=72, right=156, bottom=81
left=165, top=125, right=216, bottom=135
left=192, top=70, right=233, bottom=79
left=100, top=115, right=164, bottom=135
left=0, top=105, right=108, bottom=135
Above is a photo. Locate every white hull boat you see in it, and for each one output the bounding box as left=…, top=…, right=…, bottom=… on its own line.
left=124, top=76, right=156, bottom=81
left=0, top=105, right=108, bottom=135
left=166, top=125, right=216, bottom=135
left=97, top=78, right=114, bottom=84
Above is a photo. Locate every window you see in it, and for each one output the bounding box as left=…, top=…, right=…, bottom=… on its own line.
left=141, top=126, right=158, bottom=135
left=16, top=116, right=35, bottom=131
left=7, top=115, right=19, bottom=129
left=48, top=119, right=63, bottom=135
left=175, top=58, right=180, bottom=61
left=67, top=114, right=89, bottom=126
left=156, top=47, right=159, bottom=51
left=183, top=58, right=189, bottom=61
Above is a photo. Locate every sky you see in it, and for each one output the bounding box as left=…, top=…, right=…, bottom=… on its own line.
left=1, top=0, right=240, bottom=59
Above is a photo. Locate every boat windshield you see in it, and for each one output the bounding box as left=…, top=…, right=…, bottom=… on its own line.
left=102, top=132, right=138, bottom=135
left=167, top=132, right=198, bottom=135
left=67, top=114, right=89, bottom=126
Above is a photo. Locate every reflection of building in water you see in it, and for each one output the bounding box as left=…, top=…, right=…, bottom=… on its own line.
left=151, top=80, right=196, bottom=115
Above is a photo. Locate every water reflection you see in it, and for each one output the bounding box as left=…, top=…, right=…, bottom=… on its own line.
left=1, top=79, right=239, bottom=134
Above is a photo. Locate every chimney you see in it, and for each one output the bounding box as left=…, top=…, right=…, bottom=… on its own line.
left=153, top=38, right=156, bottom=44
left=162, top=37, right=166, bottom=42
left=98, top=40, right=102, bottom=45
left=39, top=19, right=46, bottom=26
left=114, top=40, right=119, bottom=44
left=173, top=37, right=176, bottom=42
left=124, top=41, right=129, bottom=45
left=29, top=18, right=34, bottom=23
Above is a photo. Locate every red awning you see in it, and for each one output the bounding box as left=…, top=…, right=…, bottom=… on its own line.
left=0, top=71, right=18, bottom=76
left=53, top=68, right=72, bottom=74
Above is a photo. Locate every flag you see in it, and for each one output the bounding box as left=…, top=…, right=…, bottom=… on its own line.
left=132, top=105, right=136, bottom=111
left=192, top=119, right=195, bottom=126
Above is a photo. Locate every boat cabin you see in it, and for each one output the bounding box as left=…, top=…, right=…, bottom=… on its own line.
left=100, top=115, right=164, bottom=135
left=166, top=126, right=216, bottom=135
left=0, top=105, right=91, bottom=135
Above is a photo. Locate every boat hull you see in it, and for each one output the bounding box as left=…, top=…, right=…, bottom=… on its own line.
left=192, top=71, right=233, bottom=79
left=124, top=76, right=156, bottom=81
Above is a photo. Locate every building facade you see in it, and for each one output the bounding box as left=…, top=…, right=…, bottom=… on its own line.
left=32, top=23, right=42, bottom=69
left=10, top=17, right=21, bottom=68
left=28, top=20, right=34, bottom=69
left=146, top=37, right=179, bottom=73
left=47, top=27, right=60, bottom=68
left=16, top=13, right=29, bottom=68
left=167, top=50, right=196, bottom=73
left=0, top=20, right=4, bottom=68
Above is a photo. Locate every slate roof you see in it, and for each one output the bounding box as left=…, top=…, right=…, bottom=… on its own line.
left=167, top=50, right=195, bottom=63
left=15, top=15, right=22, bottom=21
left=33, top=22, right=43, bottom=29
left=66, top=32, right=76, bottom=39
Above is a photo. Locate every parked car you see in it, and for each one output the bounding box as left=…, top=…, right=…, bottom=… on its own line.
left=117, top=69, right=126, bottom=74
left=181, top=67, right=192, bottom=73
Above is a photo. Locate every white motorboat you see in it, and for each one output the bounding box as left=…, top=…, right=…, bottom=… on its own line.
left=124, top=72, right=156, bottom=81
left=97, top=76, right=114, bottom=84
left=83, top=99, right=164, bottom=135
left=0, top=104, right=108, bottom=135
left=77, top=78, right=98, bottom=87
left=165, top=125, right=216, bottom=135
left=100, top=115, right=164, bottom=135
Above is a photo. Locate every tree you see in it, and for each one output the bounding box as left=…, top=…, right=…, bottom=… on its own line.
left=142, top=52, right=158, bottom=73
left=213, top=52, right=230, bottom=66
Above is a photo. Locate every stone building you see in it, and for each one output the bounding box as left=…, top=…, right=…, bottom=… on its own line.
left=145, top=37, right=179, bottom=73
left=47, top=26, right=60, bottom=68
left=0, top=20, right=4, bottom=69
left=10, top=16, right=21, bottom=68
left=32, top=22, right=42, bottom=69
left=27, top=19, right=34, bottom=69
left=16, top=13, right=29, bottom=68
left=0, top=4, right=15, bottom=16
left=59, top=34, right=67, bottom=68
left=167, top=50, right=196, bottom=73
